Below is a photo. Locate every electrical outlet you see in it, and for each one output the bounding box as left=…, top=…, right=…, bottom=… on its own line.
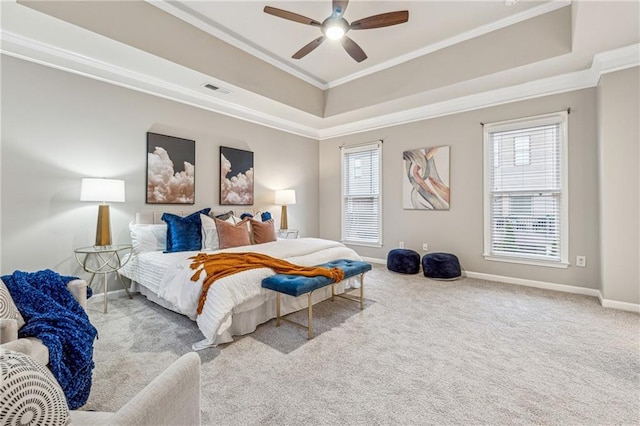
left=422, top=243, right=428, bottom=251
left=576, top=256, right=586, bottom=267
left=399, top=241, right=405, bottom=249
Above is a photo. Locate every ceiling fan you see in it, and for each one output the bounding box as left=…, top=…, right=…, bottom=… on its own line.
left=263, top=0, right=409, bottom=63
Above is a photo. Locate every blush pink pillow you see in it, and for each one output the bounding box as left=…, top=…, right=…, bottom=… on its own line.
left=250, top=219, right=277, bottom=244
left=215, top=218, right=251, bottom=249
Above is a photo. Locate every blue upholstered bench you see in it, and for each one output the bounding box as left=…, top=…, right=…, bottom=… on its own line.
left=262, top=259, right=372, bottom=339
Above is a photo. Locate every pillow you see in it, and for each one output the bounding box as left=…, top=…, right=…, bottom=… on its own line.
left=129, top=222, right=168, bottom=254
left=215, top=217, right=251, bottom=249
left=0, top=350, right=69, bottom=426
left=162, top=208, right=211, bottom=253
left=0, top=279, right=25, bottom=329
left=200, top=214, right=235, bottom=251
left=213, top=211, right=234, bottom=221
left=250, top=219, right=277, bottom=244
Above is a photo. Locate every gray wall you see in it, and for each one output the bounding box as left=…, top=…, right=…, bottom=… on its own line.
left=320, top=88, right=601, bottom=290
left=597, top=67, right=640, bottom=305
left=1, top=56, right=319, bottom=287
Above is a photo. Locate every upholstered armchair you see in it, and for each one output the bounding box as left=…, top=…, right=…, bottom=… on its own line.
left=1, top=350, right=202, bottom=426
left=0, top=279, right=88, bottom=366
left=68, top=352, right=202, bottom=425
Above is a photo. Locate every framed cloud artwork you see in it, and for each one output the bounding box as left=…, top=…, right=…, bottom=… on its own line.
left=146, top=132, right=195, bottom=204
left=220, top=146, right=254, bottom=205
left=402, top=146, right=450, bottom=210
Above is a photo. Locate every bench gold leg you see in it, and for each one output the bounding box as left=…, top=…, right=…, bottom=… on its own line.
left=360, top=273, right=364, bottom=310
left=307, top=292, right=313, bottom=339
left=269, top=268, right=369, bottom=340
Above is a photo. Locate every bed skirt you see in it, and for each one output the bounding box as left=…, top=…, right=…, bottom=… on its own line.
left=131, top=278, right=358, bottom=350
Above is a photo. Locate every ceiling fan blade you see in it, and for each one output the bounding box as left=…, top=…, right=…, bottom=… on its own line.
left=341, top=36, right=367, bottom=63
left=292, top=36, right=326, bottom=59
left=263, top=6, right=321, bottom=27
left=332, top=0, right=349, bottom=18
left=350, top=11, right=409, bottom=30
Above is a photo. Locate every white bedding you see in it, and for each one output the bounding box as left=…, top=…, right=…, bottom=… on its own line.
left=120, top=237, right=362, bottom=349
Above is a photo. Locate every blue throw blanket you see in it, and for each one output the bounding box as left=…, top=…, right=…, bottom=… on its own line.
left=1, top=269, right=98, bottom=409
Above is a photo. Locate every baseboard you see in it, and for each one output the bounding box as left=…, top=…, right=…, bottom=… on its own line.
left=597, top=292, right=640, bottom=313
left=361, top=256, right=386, bottom=265
left=464, top=270, right=600, bottom=297
left=87, top=289, right=131, bottom=305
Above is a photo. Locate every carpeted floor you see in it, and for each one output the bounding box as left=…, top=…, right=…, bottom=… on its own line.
left=82, top=265, right=639, bottom=425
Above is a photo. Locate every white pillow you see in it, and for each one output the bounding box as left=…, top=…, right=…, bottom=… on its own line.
left=129, top=222, right=168, bottom=254
left=201, top=214, right=234, bottom=250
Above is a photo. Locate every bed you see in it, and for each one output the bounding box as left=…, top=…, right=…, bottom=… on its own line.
left=119, top=210, right=363, bottom=350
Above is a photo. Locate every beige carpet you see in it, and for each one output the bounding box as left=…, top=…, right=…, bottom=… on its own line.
left=83, top=265, right=639, bottom=425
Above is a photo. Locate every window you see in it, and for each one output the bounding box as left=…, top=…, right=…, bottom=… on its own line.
left=353, top=159, right=362, bottom=178
left=341, top=142, right=382, bottom=247
left=483, top=111, right=568, bottom=267
left=514, top=136, right=531, bottom=166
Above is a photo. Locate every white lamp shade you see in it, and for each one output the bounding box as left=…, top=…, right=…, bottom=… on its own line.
left=274, top=189, right=296, bottom=205
left=80, top=178, right=125, bottom=203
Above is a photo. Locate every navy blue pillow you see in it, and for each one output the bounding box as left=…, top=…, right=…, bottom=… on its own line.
left=162, top=208, right=211, bottom=253
left=261, top=211, right=272, bottom=221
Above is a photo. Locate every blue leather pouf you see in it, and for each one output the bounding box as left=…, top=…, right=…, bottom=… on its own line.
left=422, top=253, right=461, bottom=279
left=387, top=249, right=421, bottom=274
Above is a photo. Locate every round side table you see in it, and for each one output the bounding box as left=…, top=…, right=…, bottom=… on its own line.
left=74, top=244, right=133, bottom=313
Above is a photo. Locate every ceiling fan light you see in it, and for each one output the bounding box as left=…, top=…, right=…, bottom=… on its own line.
left=326, top=25, right=345, bottom=40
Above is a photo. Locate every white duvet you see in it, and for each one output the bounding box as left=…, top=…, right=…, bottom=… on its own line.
left=120, top=238, right=362, bottom=348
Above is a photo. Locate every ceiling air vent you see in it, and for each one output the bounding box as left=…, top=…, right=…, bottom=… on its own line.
left=203, top=83, right=231, bottom=95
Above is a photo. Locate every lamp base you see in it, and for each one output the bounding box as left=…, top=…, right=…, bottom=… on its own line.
left=95, top=204, right=112, bottom=246
left=280, top=205, right=288, bottom=230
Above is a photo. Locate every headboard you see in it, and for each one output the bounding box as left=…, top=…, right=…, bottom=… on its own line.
left=135, top=209, right=260, bottom=225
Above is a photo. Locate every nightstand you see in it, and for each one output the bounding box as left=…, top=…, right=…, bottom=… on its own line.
left=74, top=244, right=133, bottom=313
left=277, top=229, right=299, bottom=239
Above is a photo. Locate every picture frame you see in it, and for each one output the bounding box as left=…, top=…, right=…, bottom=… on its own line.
left=220, top=146, right=254, bottom=206
left=402, top=146, right=450, bottom=210
left=146, top=132, right=195, bottom=204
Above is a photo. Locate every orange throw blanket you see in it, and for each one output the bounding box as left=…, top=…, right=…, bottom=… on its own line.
left=189, top=252, right=345, bottom=315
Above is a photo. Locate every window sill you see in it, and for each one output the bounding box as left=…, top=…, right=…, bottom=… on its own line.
left=483, top=255, right=569, bottom=269
left=342, top=241, right=383, bottom=248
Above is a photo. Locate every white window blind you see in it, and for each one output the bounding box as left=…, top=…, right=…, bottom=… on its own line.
left=341, top=142, right=382, bottom=246
left=484, top=112, right=568, bottom=266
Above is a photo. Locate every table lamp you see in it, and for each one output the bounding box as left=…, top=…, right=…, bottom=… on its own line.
left=274, top=189, right=296, bottom=230
left=81, top=178, right=125, bottom=247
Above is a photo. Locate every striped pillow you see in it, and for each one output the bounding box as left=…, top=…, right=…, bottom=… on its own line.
left=0, top=280, right=25, bottom=329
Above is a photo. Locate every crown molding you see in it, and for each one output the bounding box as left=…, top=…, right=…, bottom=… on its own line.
left=592, top=43, right=640, bottom=78
left=1, top=23, right=638, bottom=142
